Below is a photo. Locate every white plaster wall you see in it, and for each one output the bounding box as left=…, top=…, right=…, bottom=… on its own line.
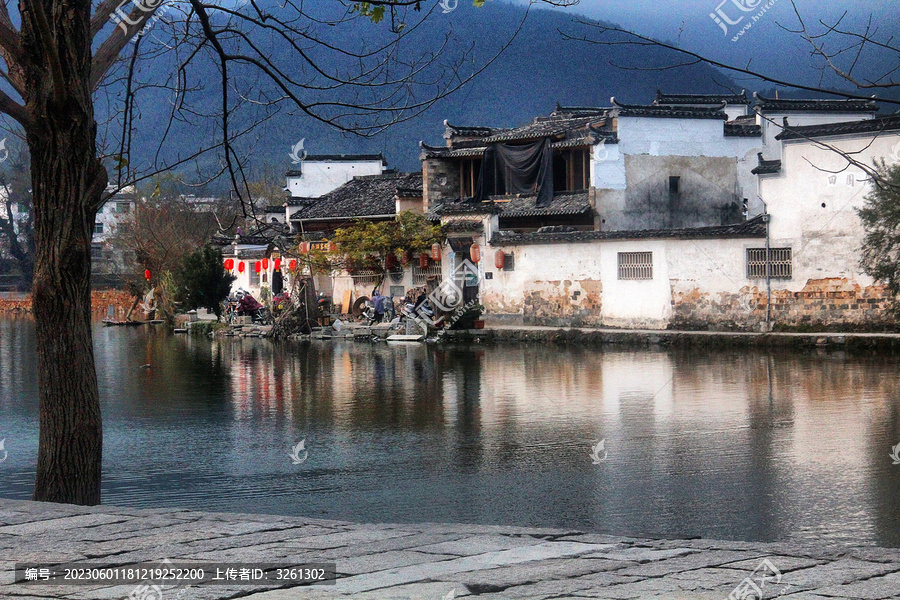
left=481, top=243, right=601, bottom=316
left=665, top=238, right=756, bottom=297
left=758, top=112, right=875, bottom=157
left=592, top=140, right=626, bottom=190
left=598, top=240, right=672, bottom=327
left=617, top=117, right=760, bottom=159
left=614, top=116, right=762, bottom=210
left=287, top=159, right=384, bottom=198
left=760, top=131, right=900, bottom=292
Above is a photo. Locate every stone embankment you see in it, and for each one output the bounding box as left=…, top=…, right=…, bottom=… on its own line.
left=443, top=325, right=900, bottom=351
left=1, top=498, right=899, bottom=599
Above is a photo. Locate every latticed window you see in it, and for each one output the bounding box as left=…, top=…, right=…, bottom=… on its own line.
left=412, top=260, right=442, bottom=285
left=747, top=248, right=792, bottom=279
left=617, top=252, right=653, bottom=280
left=351, top=269, right=380, bottom=286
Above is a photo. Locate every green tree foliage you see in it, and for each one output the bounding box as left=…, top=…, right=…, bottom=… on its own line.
left=328, top=211, right=443, bottom=271
left=175, top=246, right=236, bottom=318
left=857, top=161, right=900, bottom=309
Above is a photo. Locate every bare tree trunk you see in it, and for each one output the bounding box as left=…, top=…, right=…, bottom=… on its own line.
left=20, top=0, right=108, bottom=505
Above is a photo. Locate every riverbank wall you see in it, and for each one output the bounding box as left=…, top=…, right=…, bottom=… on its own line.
left=0, top=289, right=135, bottom=318
left=443, top=325, right=900, bottom=351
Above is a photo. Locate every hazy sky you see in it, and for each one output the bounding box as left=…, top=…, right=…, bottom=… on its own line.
left=513, top=0, right=898, bottom=92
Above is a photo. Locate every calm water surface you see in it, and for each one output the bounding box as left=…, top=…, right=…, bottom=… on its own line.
left=2, top=317, right=900, bottom=547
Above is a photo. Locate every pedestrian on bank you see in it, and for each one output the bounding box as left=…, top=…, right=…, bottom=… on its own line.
left=372, top=289, right=385, bottom=323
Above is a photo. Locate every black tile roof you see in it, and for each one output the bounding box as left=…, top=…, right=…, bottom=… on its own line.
left=490, top=215, right=767, bottom=246
left=420, top=142, right=487, bottom=159
left=444, top=122, right=498, bottom=139
left=751, top=153, right=782, bottom=175
left=428, top=201, right=503, bottom=217
left=612, top=97, right=727, bottom=120
left=290, top=154, right=387, bottom=164
left=498, top=191, right=592, bottom=218
left=289, top=172, right=422, bottom=222
left=443, top=220, right=484, bottom=233
left=655, top=89, right=750, bottom=106
left=479, top=114, right=609, bottom=144
left=754, top=93, right=879, bottom=113
left=551, top=104, right=611, bottom=118
left=724, top=121, right=762, bottom=137
left=429, top=191, right=591, bottom=219
left=775, top=114, right=900, bottom=140
left=286, top=197, right=317, bottom=206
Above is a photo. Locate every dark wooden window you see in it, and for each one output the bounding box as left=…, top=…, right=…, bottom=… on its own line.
left=554, top=148, right=590, bottom=192
left=669, top=176, right=681, bottom=194
left=460, top=159, right=481, bottom=198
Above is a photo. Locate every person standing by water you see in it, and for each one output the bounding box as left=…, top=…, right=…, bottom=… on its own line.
left=372, top=289, right=385, bottom=323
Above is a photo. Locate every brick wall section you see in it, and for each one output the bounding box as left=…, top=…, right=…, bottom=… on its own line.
left=0, top=290, right=136, bottom=319
left=422, top=158, right=460, bottom=210
left=671, top=278, right=896, bottom=330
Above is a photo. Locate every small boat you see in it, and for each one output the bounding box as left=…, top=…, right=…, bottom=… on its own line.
left=102, top=319, right=146, bottom=327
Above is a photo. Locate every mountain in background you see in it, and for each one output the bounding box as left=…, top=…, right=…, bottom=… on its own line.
left=117, top=2, right=757, bottom=183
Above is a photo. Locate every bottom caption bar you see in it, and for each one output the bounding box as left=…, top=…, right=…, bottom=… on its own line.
left=14, top=563, right=336, bottom=586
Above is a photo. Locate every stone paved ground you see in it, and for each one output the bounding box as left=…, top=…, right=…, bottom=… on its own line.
left=2, top=499, right=899, bottom=600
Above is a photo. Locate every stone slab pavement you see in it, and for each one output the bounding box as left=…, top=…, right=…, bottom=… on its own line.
left=1, top=498, right=899, bottom=600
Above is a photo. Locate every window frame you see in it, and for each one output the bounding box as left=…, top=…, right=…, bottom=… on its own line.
left=617, top=251, right=653, bottom=281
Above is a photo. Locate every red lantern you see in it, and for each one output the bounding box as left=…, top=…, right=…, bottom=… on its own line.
left=254, top=261, right=261, bottom=273
left=290, top=259, right=298, bottom=271
left=494, top=250, right=506, bottom=270
left=144, top=269, right=151, bottom=281
left=385, top=253, right=397, bottom=270
left=469, top=243, right=481, bottom=264
left=274, top=259, right=281, bottom=271
left=419, top=253, right=429, bottom=269
left=224, top=258, right=234, bottom=270
left=431, top=242, right=442, bottom=261
left=262, top=258, right=269, bottom=270
left=328, top=241, right=337, bottom=253
left=238, top=261, right=245, bottom=273
left=401, top=250, right=411, bottom=265
left=300, top=241, right=310, bottom=254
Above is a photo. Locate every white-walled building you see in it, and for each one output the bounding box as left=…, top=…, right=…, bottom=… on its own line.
left=91, top=186, right=137, bottom=275
left=420, top=96, right=898, bottom=330
left=266, top=154, right=389, bottom=228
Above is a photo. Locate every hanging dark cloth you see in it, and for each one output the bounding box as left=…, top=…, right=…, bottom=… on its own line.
left=474, top=138, right=554, bottom=208
left=272, top=269, right=284, bottom=295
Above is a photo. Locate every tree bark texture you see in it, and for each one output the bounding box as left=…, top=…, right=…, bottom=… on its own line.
left=20, top=0, right=108, bottom=505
